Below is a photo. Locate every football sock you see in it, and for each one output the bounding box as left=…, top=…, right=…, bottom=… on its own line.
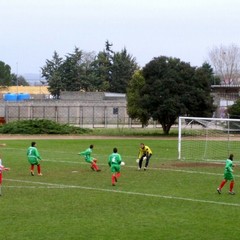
left=37, top=165, right=41, bottom=174
left=112, top=175, right=115, bottom=184
left=31, top=165, right=34, bottom=171
left=116, top=172, right=121, bottom=178
left=230, top=181, right=234, bottom=192
left=0, top=173, right=2, bottom=184
left=92, top=162, right=99, bottom=171
left=219, top=179, right=227, bottom=189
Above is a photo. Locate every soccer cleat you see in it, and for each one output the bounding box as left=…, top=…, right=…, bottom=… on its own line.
left=112, top=183, right=115, bottom=186
left=97, top=169, right=101, bottom=172
left=229, top=191, right=235, bottom=195
left=38, top=173, right=43, bottom=176
left=217, top=188, right=221, bottom=194
left=144, top=167, right=147, bottom=171
left=138, top=167, right=141, bottom=171
left=31, top=171, right=34, bottom=176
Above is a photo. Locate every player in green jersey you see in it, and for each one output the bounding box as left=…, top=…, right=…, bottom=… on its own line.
left=78, top=145, right=101, bottom=172
left=27, top=142, right=42, bottom=176
left=217, top=154, right=235, bottom=195
left=108, top=147, right=122, bottom=186
left=137, top=143, right=152, bottom=171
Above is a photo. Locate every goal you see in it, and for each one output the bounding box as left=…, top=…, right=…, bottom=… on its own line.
left=178, top=116, right=240, bottom=161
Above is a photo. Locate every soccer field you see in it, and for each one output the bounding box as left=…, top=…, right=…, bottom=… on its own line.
left=0, top=138, right=239, bottom=240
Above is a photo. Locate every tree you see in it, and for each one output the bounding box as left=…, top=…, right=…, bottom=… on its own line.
left=201, top=62, right=220, bottom=85
left=110, top=48, right=138, bottom=93
left=90, top=41, right=114, bottom=92
left=41, top=51, right=63, bottom=98
left=131, top=56, right=215, bottom=134
left=228, top=99, right=240, bottom=118
left=11, top=74, right=29, bottom=86
left=59, top=47, right=83, bottom=91
left=208, top=44, right=240, bottom=85
left=0, top=61, right=11, bottom=86
left=41, top=42, right=138, bottom=95
left=90, top=51, right=111, bottom=91
left=127, top=70, right=149, bottom=126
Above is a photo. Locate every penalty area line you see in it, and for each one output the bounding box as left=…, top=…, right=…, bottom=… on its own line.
left=5, top=178, right=240, bottom=207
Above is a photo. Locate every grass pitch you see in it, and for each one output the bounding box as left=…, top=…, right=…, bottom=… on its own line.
left=0, top=138, right=239, bottom=240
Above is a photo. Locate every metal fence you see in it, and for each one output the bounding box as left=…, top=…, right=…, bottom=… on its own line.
left=2, top=104, right=155, bottom=128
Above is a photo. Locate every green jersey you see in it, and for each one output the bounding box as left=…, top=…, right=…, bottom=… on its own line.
left=224, top=158, right=234, bottom=180
left=108, top=153, right=122, bottom=166
left=108, top=153, right=122, bottom=173
left=27, top=146, right=41, bottom=165
left=79, top=148, right=93, bottom=162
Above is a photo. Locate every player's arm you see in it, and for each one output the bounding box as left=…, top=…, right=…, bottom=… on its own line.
left=138, top=148, right=142, bottom=159
left=78, top=150, right=87, bottom=156
left=108, top=156, right=112, bottom=167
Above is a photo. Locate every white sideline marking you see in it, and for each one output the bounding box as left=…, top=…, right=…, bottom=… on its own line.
left=5, top=179, right=240, bottom=207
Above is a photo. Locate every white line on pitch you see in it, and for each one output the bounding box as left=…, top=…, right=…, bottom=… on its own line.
left=43, top=159, right=240, bottom=177
left=5, top=179, right=240, bottom=207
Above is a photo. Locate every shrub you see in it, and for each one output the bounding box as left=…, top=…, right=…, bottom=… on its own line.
left=0, top=119, right=92, bottom=134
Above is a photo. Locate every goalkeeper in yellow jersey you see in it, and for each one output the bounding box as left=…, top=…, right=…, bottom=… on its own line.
left=137, top=143, right=152, bottom=171
left=217, top=154, right=235, bottom=195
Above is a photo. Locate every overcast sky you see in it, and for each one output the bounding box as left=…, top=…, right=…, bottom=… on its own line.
left=1, top=0, right=239, bottom=79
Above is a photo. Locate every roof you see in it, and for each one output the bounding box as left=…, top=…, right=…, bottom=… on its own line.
left=0, top=86, right=50, bottom=94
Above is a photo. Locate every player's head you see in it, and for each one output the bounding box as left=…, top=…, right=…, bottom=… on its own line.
left=229, top=154, right=234, bottom=160
left=113, top=147, right=118, bottom=153
left=31, top=142, right=36, bottom=147
left=90, top=144, right=94, bottom=149
left=140, top=143, right=145, bottom=149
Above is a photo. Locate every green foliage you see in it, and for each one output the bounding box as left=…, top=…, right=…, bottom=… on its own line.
left=41, top=51, right=63, bottom=98
left=131, top=56, right=215, bottom=134
left=0, top=60, right=11, bottom=86
left=0, top=119, right=92, bottom=134
left=228, top=98, right=240, bottom=118
left=11, top=74, right=29, bottom=86
left=110, top=48, right=138, bottom=93
left=41, top=42, right=138, bottom=96
left=127, top=70, right=149, bottom=126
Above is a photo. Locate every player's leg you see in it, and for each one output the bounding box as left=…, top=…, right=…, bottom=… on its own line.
left=217, top=179, right=227, bottom=194
left=115, top=165, right=121, bottom=181
left=111, top=166, right=117, bottom=186
left=37, top=164, right=42, bottom=176
left=91, top=158, right=101, bottom=172
left=144, top=154, right=152, bottom=170
left=30, top=164, right=35, bottom=176
left=229, top=180, right=235, bottom=194
left=138, top=156, right=144, bottom=170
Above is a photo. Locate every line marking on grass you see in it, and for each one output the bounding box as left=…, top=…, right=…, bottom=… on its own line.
left=43, top=159, right=240, bottom=177
left=5, top=178, right=240, bottom=207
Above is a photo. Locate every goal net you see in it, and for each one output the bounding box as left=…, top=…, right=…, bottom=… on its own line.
left=178, top=116, right=240, bottom=161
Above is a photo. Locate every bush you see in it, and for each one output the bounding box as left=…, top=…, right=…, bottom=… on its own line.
left=0, top=119, right=92, bottom=134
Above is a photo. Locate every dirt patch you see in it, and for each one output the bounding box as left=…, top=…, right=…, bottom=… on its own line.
left=162, top=161, right=224, bottom=168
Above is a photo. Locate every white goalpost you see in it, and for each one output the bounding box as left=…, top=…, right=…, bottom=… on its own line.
left=178, top=116, right=240, bottom=161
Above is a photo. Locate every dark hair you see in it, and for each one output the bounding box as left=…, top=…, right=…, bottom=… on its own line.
left=113, top=147, right=118, bottom=153
left=31, top=142, right=36, bottom=147
left=90, top=144, right=94, bottom=149
left=229, top=154, right=234, bottom=160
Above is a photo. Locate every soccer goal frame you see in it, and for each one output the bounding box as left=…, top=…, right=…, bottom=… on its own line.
left=178, top=116, right=240, bottom=161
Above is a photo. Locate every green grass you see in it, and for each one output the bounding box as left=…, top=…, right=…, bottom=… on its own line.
left=0, top=138, right=239, bottom=240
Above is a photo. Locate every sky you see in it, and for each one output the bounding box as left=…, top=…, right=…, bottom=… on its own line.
left=1, top=0, right=240, bottom=81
